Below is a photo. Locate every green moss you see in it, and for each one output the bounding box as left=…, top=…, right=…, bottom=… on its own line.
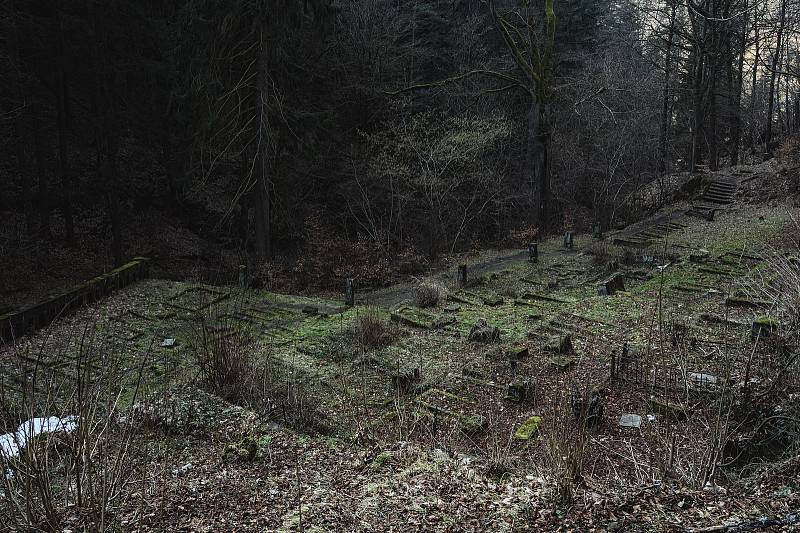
left=754, top=316, right=779, bottom=327
left=514, top=416, right=542, bottom=440
left=371, top=451, right=392, bottom=470
left=391, top=306, right=436, bottom=329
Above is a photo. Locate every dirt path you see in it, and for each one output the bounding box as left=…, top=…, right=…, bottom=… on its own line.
left=363, top=245, right=577, bottom=307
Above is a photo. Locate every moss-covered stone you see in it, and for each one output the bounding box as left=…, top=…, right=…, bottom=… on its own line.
left=752, top=316, right=779, bottom=340
left=371, top=451, right=392, bottom=470
left=222, top=437, right=258, bottom=463
left=458, top=414, right=487, bottom=435
left=549, top=356, right=576, bottom=370
left=513, top=416, right=542, bottom=440
left=482, top=293, right=505, bottom=307
left=647, top=397, right=688, bottom=421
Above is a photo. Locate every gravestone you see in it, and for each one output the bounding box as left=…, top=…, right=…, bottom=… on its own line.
left=752, top=316, right=779, bottom=340
left=618, top=414, right=642, bottom=428
left=392, top=368, right=421, bottom=394
left=505, top=380, right=534, bottom=404
left=689, top=372, right=718, bottom=390
left=564, top=232, right=574, bottom=249
left=572, top=388, right=604, bottom=428
left=597, top=272, right=626, bottom=296
left=468, top=319, right=499, bottom=343
left=238, top=265, right=249, bottom=288
left=529, top=243, right=539, bottom=263
left=345, top=279, right=355, bottom=307
left=507, top=344, right=529, bottom=361
left=458, top=265, right=468, bottom=288
left=592, top=223, right=603, bottom=239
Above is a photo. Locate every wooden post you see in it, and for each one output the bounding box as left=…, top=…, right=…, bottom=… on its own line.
left=345, top=278, right=355, bottom=307
left=529, top=243, right=538, bottom=263
left=458, top=265, right=468, bottom=288
left=564, top=232, right=573, bottom=249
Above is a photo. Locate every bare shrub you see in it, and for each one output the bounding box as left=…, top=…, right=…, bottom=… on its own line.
left=541, top=393, right=588, bottom=504
left=507, top=225, right=540, bottom=247
left=413, top=281, right=445, bottom=308
left=184, top=292, right=255, bottom=402
left=585, top=241, right=612, bottom=266
left=0, top=322, right=146, bottom=531
left=356, top=307, right=394, bottom=348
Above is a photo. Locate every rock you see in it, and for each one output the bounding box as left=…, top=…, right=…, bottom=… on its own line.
left=432, top=315, right=456, bottom=329
left=618, top=414, right=642, bottom=428
left=752, top=316, right=779, bottom=340
left=597, top=272, right=626, bottom=296
left=172, top=463, right=194, bottom=477
left=370, top=451, right=392, bottom=470
left=459, top=414, right=487, bottom=435
left=392, top=368, right=421, bottom=394
left=544, top=333, right=573, bottom=354
left=505, top=381, right=534, bottom=404
left=689, top=249, right=710, bottom=263
left=726, top=296, right=770, bottom=309
left=481, top=272, right=499, bottom=283
left=444, top=304, right=461, bottom=313
left=513, top=416, right=542, bottom=440
left=549, top=356, right=576, bottom=370
left=482, top=293, right=504, bottom=307
left=469, top=319, right=500, bottom=343
left=647, top=397, right=688, bottom=421
left=161, top=337, right=176, bottom=348
left=703, top=481, right=727, bottom=494
left=222, top=437, right=258, bottom=463
left=507, top=343, right=529, bottom=360
left=391, top=306, right=436, bottom=329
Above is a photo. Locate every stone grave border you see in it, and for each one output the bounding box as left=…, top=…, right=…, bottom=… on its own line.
left=1, top=257, right=150, bottom=342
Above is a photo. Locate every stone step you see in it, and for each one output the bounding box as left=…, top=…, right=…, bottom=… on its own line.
left=703, top=197, right=733, bottom=204
left=706, top=189, right=735, bottom=196
left=708, top=182, right=737, bottom=190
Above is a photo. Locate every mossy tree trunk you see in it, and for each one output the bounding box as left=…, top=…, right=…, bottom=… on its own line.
left=491, top=0, right=555, bottom=228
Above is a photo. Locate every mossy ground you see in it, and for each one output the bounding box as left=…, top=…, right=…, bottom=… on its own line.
left=2, top=198, right=799, bottom=520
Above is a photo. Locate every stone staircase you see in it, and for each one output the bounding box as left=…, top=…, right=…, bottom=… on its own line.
left=612, top=216, right=688, bottom=248
left=687, top=178, right=738, bottom=220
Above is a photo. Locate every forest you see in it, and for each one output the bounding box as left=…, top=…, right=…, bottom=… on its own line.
left=1, top=0, right=800, bottom=531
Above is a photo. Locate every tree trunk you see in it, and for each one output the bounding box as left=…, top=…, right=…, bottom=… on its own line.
left=659, top=0, right=677, bottom=173
left=32, top=107, right=51, bottom=238
left=690, top=51, right=706, bottom=172
left=254, top=24, right=271, bottom=263
left=90, top=0, right=123, bottom=265
left=751, top=9, right=760, bottom=154
left=56, top=6, right=75, bottom=245
left=526, top=98, right=550, bottom=228
left=9, top=0, right=34, bottom=237
left=765, top=0, right=788, bottom=158
left=730, top=0, right=747, bottom=166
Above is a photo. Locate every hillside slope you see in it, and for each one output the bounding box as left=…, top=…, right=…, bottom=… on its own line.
left=1, top=161, right=799, bottom=531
